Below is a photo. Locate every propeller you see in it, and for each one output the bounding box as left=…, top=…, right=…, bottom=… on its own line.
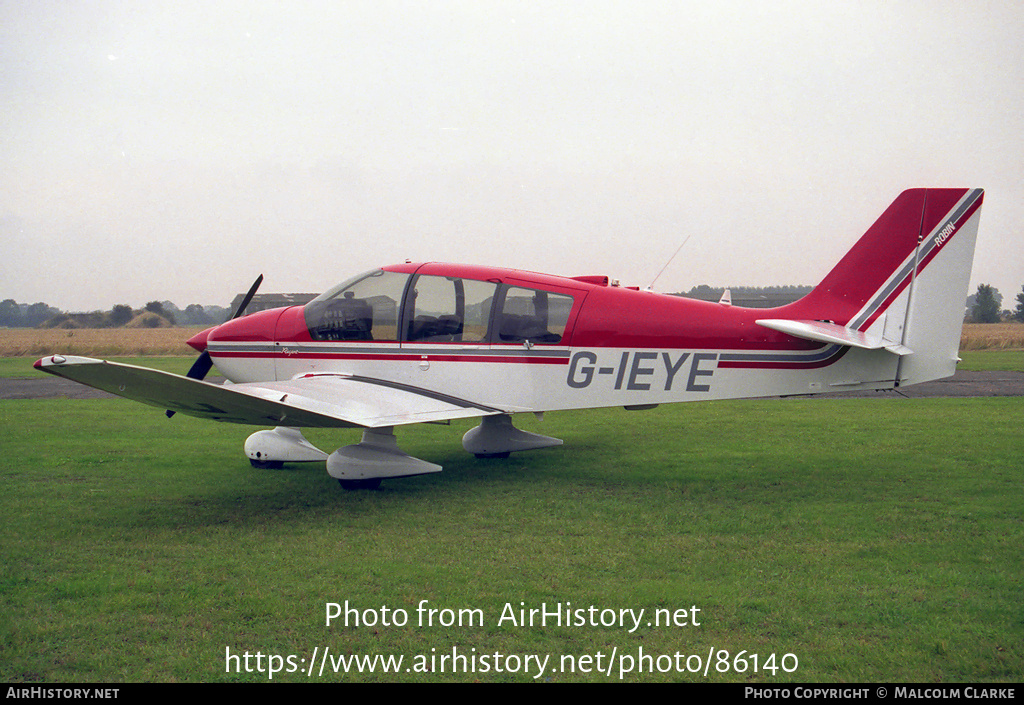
left=166, top=274, right=263, bottom=418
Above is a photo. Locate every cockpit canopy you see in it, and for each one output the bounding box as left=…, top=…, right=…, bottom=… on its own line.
left=304, top=268, right=575, bottom=345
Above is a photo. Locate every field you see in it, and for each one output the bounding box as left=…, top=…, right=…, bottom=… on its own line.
left=1, top=325, right=1022, bottom=682
left=0, top=326, right=209, bottom=358
left=958, top=323, right=1024, bottom=350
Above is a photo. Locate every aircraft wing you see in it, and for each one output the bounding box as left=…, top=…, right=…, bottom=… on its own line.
left=34, top=355, right=506, bottom=428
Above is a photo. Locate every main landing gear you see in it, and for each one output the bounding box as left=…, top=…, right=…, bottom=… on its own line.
left=325, top=427, right=441, bottom=489
left=243, top=414, right=562, bottom=490
left=461, top=414, right=562, bottom=458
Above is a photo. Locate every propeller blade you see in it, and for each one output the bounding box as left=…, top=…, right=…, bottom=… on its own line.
left=231, top=274, right=264, bottom=320
left=185, top=350, right=214, bottom=380
left=167, top=275, right=263, bottom=418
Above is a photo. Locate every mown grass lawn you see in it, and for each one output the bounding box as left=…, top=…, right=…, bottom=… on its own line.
left=1, top=395, right=1020, bottom=682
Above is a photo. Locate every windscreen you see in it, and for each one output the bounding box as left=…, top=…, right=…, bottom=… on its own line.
left=304, top=269, right=409, bottom=341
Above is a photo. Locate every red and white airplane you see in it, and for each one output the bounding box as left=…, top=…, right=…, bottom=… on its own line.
left=36, top=188, right=983, bottom=489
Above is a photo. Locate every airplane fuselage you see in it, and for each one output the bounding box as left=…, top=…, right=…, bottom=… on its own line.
left=203, top=263, right=901, bottom=414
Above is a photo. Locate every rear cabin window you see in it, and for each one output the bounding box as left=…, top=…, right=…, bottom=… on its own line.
left=497, top=287, right=573, bottom=344
left=305, top=269, right=408, bottom=341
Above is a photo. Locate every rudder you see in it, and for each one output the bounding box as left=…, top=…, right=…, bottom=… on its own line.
left=895, top=188, right=984, bottom=385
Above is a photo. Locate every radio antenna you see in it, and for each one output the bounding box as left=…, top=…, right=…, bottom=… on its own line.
left=648, top=234, right=691, bottom=291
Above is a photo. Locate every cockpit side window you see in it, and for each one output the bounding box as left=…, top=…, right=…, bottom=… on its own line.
left=406, top=275, right=497, bottom=343
left=305, top=269, right=408, bottom=341
left=497, top=287, right=573, bottom=344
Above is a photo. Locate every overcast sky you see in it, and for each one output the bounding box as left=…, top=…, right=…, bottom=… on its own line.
left=2, top=1, right=1021, bottom=312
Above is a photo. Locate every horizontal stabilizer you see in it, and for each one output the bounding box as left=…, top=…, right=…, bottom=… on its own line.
left=755, top=319, right=912, bottom=356
left=34, top=355, right=503, bottom=428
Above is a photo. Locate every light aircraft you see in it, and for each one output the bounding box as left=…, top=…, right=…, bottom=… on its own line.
left=36, top=188, right=984, bottom=489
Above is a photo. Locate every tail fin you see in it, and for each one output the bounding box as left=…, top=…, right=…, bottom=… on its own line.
left=766, top=188, right=984, bottom=385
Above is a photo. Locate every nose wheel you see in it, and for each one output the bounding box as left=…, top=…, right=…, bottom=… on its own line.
left=245, top=427, right=329, bottom=468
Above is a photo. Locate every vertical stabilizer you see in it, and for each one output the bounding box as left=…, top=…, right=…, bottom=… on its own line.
left=772, top=188, right=983, bottom=385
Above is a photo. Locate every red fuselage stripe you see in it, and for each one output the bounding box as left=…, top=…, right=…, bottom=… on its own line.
left=210, top=351, right=570, bottom=365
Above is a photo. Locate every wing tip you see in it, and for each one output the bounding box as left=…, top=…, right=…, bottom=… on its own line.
left=34, top=354, right=107, bottom=375
left=34, top=355, right=69, bottom=373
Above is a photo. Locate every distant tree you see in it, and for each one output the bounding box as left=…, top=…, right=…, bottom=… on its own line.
left=180, top=303, right=212, bottom=325
left=144, top=301, right=175, bottom=325
left=1014, top=285, right=1024, bottom=323
left=160, top=301, right=181, bottom=319
left=109, top=304, right=133, bottom=327
left=204, top=305, right=230, bottom=324
left=971, top=284, right=1001, bottom=323
left=0, top=299, right=21, bottom=327
left=24, top=302, right=57, bottom=327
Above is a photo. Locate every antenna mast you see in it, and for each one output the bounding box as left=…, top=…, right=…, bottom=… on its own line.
left=648, top=235, right=691, bottom=291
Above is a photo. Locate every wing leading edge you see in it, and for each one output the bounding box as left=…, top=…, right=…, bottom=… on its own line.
left=33, top=355, right=505, bottom=428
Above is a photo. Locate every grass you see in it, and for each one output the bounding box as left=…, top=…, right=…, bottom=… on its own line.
left=958, top=350, right=1024, bottom=372
left=0, top=356, right=197, bottom=378
left=1, top=397, right=1021, bottom=682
